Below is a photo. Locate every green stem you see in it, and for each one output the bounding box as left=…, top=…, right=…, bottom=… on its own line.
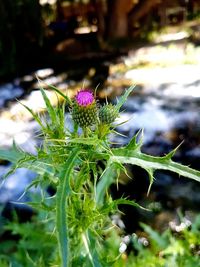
left=56, top=148, right=80, bottom=267
left=82, top=233, right=93, bottom=264
left=81, top=232, right=102, bottom=267
left=97, top=123, right=110, bottom=139
left=83, top=127, right=89, bottom=137
left=72, top=122, right=78, bottom=138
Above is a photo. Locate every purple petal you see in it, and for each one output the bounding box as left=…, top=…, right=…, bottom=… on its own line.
left=75, top=89, right=94, bottom=106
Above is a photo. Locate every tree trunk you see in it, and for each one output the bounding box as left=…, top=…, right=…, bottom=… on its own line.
left=93, top=0, right=106, bottom=37
left=56, top=0, right=64, bottom=21
left=128, top=0, right=161, bottom=26
left=107, top=0, right=133, bottom=39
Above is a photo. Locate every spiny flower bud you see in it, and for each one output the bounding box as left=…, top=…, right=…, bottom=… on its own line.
left=71, top=89, right=98, bottom=127
left=99, top=104, right=119, bottom=124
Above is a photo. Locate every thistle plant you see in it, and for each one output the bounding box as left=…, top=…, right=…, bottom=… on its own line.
left=0, top=82, right=200, bottom=267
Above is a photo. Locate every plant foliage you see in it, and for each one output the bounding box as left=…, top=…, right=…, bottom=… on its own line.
left=0, top=83, right=199, bottom=266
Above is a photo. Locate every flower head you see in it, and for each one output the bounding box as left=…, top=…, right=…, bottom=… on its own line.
left=99, top=104, right=119, bottom=124
left=72, top=89, right=97, bottom=127
left=75, top=89, right=94, bottom=106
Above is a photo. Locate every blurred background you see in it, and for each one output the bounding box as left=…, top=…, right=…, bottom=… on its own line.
left=1, top=0, right=200, bottom=260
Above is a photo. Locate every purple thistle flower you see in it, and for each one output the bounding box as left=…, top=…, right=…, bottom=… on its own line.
left=72, top=89, right=97, bottom=127
left=75, top=89, right=94, bottom=106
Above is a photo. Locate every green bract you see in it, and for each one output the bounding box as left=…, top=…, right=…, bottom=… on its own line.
left=71, top=100, right=98, bottom=127
left=99, top=104, right=119, bottom=124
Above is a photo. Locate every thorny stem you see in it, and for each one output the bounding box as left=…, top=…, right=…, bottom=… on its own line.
left=83, top=127, right=89, bottom=138
left=82, top=232, right=93, bottom=265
